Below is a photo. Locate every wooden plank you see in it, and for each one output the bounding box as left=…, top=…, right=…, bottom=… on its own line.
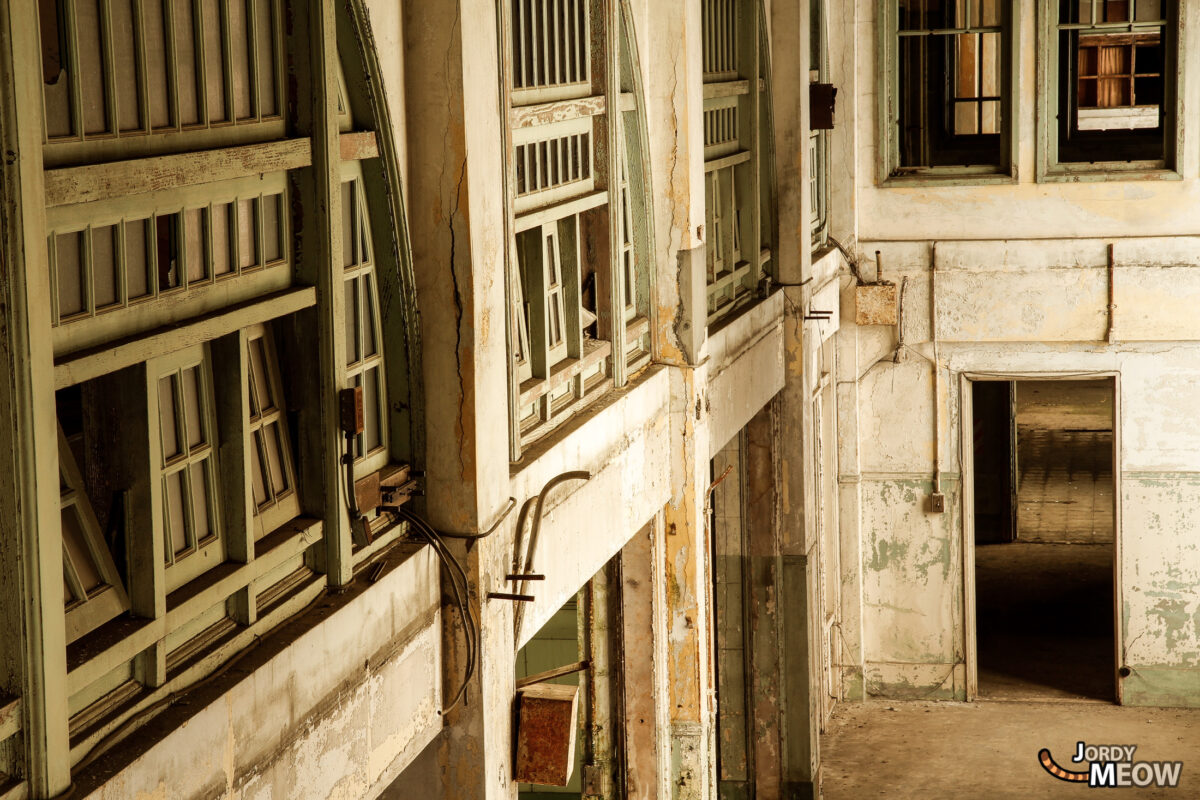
left=510, top=95, right=606, bottom=129
left=44, top=138, right=313, bottom=207
left=704, top=150, right=752, bottom=173
left=515, top=190, right=609, bottom=233
left=519, top=338, right=611, bottom=406
left=0, top=697, right=21, bottom=740
left=703, top=79, right=750, bottom=100
left=54, top=286, right=317, bottom=389
left=339, top=130, right=379, bottom=161
left=67, top=517, right=322, bottom=694
left=515, top=660, right=590, bottom=689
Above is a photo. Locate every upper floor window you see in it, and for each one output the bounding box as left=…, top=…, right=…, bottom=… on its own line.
left=810, top=0, right=829, bottom=249
left=505, top=0, right=653, bottom=459
left=1043, top=0, right=1176, bottom=175
left=883, top=0, right=1017, bottom=181
left=34, top=0, right=422, bottom=769
left=702, top=0, right=775, bottom=325
left=39, top=0, right=283, bottom=166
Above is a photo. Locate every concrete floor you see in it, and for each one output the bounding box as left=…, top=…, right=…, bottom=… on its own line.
left=976, top=542, right=1114, bottom=702
left=821, top=700, right=1200, bottom=799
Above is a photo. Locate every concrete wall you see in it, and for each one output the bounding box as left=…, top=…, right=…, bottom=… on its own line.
left=841, top=239, right=1200, bottom=705
left=79, top=547, right=443, bottom=800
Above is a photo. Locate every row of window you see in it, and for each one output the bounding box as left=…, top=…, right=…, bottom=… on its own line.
left=887, top=0, right=1177, bottom=179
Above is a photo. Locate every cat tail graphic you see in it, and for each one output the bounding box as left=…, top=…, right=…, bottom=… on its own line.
left=1038, top=749, right=1090, bottom=782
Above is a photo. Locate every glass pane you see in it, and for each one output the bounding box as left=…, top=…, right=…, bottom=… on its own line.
left=159, top=374, right=180, bottom=460
left=55, top=232, right=85, bottom=318
left=254, top=0, right=277, bottom=116
left=363, top=366, right=381, bottom=453
left=344, top=277, right=360, bottom=365
left=363, top=273, right=379, bottom=358
left=173, top=0, right=201, bottom=125
left=77, top=0, right=109, bottom=134
left=41, top=0, right=72, bottom=137
left=185, top=208, right=207, bottom=283
left=144, top=0, right=171, bottom=128
left=263, top=422, right=287, bottom=494
left=229, top=0, right=253, bottom=120
left=201, top=0, right=226, bottom=122
left=111, top=0, right=141, bottom=131
left=182, top=365, right=204, bottom=449
left=262, top=193, right=283, bottom=262
left=250, top=430, right=268, bottom=506
left=341, top=182, right=355, bottom=268
left=125, top=220, right=151, bottom=299
left=92, top=225, right=119, bottom=308
left=63, top=564, right=75, bottom=604
left=237, top=198, right=257, bottom=269
left=1134, top=0, right=1162, bottom=20
left=165, top=471, right=188, bottom=556
left=212, top=204, right=232, bottom=276
left=980, top=0, right=1002, bottom=26
left=247, top=335, right=273, bottom=412
left=189, top=461, right=211, bottom=540
left=62, top=505, right=103, bottom=593
left=156, top=214, right=180, bottom=290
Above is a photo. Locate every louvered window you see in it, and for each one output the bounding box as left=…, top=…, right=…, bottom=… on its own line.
left=30, top=0, right=420, bottom=768
left=505, top=0, right=653, bottom=458
left=702, top=0, right=774, bottom=324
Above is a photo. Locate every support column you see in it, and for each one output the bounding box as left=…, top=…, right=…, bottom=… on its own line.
left=0, top=1, right=71, bottom=794
left=403, top=0, right=514, bottom=797
left=771, top=0, right=821, bottom=797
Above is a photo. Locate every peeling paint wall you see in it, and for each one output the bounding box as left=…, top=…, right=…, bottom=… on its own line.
left=829, top=0, right=1200, bottom=708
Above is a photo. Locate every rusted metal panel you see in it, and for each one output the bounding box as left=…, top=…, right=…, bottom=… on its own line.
left=514, top=683, right=579, bottom=786
left=855, top=284, right=898, bottom=326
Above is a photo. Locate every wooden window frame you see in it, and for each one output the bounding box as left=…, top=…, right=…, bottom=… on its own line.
left=1037, top=0, right=1182, bottom=181
left=810, top=0, right=829, bottom=250
left=503, top=0, right=653, bottom=460
left=59, top=426, right=132, bottom=644
left=878, top=0, right=1020, bottom=186
left=149, top=344, right=226, bottom=593
left=38, top=0, right=287, bottom=168
left=702, top=0, right=773, bottom=325
left=244, top=322, right=301, bottom=540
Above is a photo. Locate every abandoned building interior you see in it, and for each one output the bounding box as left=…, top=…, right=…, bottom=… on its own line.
left=0, top=0, right=1198, bottom=798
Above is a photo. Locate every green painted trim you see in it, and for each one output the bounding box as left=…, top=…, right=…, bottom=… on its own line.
left=877, top=1, right=1020, bottom=185
left=1036, top=0, right=1185, bottom=181
left=1122, top=667, right=1200, bottom=708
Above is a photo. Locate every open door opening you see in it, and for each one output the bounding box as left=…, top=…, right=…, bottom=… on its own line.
left=972, top=378, right=1116, bottom=702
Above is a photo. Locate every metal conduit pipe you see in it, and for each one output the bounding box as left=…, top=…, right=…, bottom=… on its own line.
left=513, top=470, right=592, bottom=644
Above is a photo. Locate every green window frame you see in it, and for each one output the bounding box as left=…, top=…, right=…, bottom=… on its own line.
left=879, top=0, right=1019, bottom=185
left=702, top=0, right=775, bottom=326
left=25, top=0, right=423, bottom=775
left=1037, top=0, right=1181, bottom=181
left=504, top=0, right=654, bottom=460
left=810, top=0, right=829, bottom=249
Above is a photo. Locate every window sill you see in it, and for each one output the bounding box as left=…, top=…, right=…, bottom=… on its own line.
left=1038, top=163, right=1181, bottom=183
left=881, top=170, right=1017, bottom=188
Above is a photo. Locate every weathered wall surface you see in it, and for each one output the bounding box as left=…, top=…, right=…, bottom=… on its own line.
left=844, top=239, right=1200, bottom=706
left=81, top=548, right=443, bottom=800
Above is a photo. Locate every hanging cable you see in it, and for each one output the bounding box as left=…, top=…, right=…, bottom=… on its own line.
left=397, top=506, right=479, bottom=713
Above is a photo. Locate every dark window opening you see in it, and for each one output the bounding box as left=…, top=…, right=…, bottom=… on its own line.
left=1056, top=0, right=1170, bottom=163
left=896, top=0, right=1007, bottom=171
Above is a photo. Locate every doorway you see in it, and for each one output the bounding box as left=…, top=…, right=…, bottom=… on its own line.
left=970, top=378, right=1116, bottom=702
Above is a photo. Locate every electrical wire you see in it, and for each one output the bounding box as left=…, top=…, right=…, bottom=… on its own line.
left=397, top=506, right=479, bottom=713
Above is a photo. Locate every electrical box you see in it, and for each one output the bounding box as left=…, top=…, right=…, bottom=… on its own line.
left=514, top=683, right=579, bottom=786
left=930, top=492, right=946, bottom=514
left=855, top=283, right=898, bottom=326
left=810, top=83, right=837, bottom=130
